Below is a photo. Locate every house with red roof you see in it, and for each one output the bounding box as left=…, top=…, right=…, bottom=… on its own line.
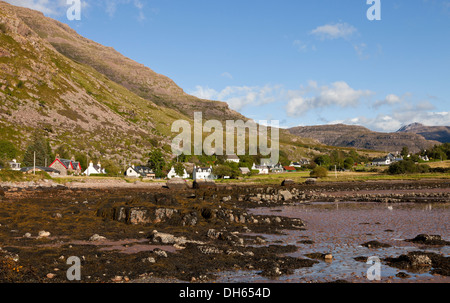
left=283, top=166, right=296, bottom=172
left=49, top=156, right=82, bottom=176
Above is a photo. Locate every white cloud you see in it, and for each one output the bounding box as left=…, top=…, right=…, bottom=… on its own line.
left=373, top=94, right=403, bottom=108
left=286, top=81, right=374, bottom=117
left=338, top=111, right=450, bottom=132
left=221, top=72, right=233, bottom=80
left=310, top=22, right=357, bottom=40
left=4, top=0, right=68, bottom=15
left=293, top=40, right=316, bottom=52
left=190, top=84, right=283, bottom=111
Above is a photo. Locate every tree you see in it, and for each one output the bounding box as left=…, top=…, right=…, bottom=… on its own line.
left=387, top=160, right=431, bottom=175
left=344, top=157, right=354, bottom=170
left=0, top=140, right=18, bottom=161
left=55, top=145, right=71, bottom=160
left=310, top=166, right=328, bottom=178
left=213, top=165, right=234, bottom=179
left=314, top=155, right=331, bottom=167
left=147, top=150, right=166, bottom=178
left=174, top=162, right=185, bottom=177
left=401, top=146, right=409, bottom=158
left=101, top=159, right=121, bottom=176
left=74, top=153, right=88, bottom=171
left=22, top=134, right=54, bottom=167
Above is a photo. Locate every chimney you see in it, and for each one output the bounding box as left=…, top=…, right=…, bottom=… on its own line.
left=97, top=161, right=101, bottom=168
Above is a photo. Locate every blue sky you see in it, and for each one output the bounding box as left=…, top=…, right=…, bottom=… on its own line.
left=6, top=0, right=450, bottom=131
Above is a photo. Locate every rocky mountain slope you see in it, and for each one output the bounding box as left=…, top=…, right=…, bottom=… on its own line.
left=8, top=2, right=244, bottom=122
left=397, top=123, right=450, bottom=143
left=288, top=124, right=441, bottom=153
left=0, top=1, right=249, bottom=163
left=0, top=1, right=417, bottom=165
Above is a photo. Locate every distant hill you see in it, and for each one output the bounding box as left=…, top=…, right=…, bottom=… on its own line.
left=288, top=124, right=441, bottom=153
left=397, top=123, right=450, bottom=143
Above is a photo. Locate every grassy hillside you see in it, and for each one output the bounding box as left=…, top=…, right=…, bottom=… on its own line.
left=0, top=1, right=387, bottom=168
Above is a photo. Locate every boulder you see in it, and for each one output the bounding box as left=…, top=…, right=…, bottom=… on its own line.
left=89, top=234, right=107, bottom=242
left=37, top=231, right=51, bottom=239
left=193, top=180, right=216, bottom=189
left=166, top=178, right=189, bottom=190
left=279, top=190, right=293, bottom=201
left=305, top=178, right=317, bottom=185
left=407, top=234, right=449, bottom=245
left=281, top=179, right=295, bottom=186
left=148, top=230, right=187, bottom=245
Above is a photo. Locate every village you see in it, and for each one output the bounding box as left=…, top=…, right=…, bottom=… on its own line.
left=0, top=148, right=434, bottom=183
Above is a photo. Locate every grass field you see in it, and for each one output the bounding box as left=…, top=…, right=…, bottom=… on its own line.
left=2, top=160, right=449, bottom=185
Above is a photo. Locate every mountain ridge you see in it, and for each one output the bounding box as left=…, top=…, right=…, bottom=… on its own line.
left=396, top=122, right=450, bottom=144
left=288, top=124, right=442, bottom=153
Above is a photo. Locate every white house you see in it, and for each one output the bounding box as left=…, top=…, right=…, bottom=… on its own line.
left=125, top=165, right=155, bottom=178
left=372, top=153, right=404, bottom=166
left=251, top=163, right=269, bottom=174
left=270, top=163, right=284, bottom=173
left=225, top=154, right=240, bottom=164
left=193, top=166, right=216, bottom=180
left=8, top=159, right=21, bottom=171
left=372, top=157, right=391, bottom=166
left=84, top=161, right=106, bottom=176
left=419, top=155, right=430, bottom=162
left=290, top=162, right=302, bottom=168
left=167, top=166, right=189, bottom=179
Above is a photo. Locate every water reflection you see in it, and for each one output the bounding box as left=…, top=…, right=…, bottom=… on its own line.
left=217, top=202, right=449, bottom=283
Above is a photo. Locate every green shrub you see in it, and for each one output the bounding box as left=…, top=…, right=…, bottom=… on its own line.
left=388, top=160, right=431, bottom=175
left=310, top=166, right=328, bottom=178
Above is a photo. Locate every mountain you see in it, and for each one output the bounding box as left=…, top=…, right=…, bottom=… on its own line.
left=0, top=1, right=247, bottom=163
left=397, top=123, right=450, bottom=143
left=288, top=124, right=441, bottom=153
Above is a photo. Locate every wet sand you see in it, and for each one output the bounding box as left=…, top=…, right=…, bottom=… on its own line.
left=217, top=202, right=449, bottom=283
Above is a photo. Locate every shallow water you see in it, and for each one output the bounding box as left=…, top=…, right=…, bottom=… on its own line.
left=216, top=202, right=450, bottom=283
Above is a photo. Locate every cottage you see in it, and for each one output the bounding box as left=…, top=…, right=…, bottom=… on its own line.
left=300, top=159, right=311, bottom=166
left=419, top=155, right=429, bottom=162
left=270, top=164, right=285, bottom=173
left=290, top=162, right=302, bottom=168
left=8, top=159, right=21, bottom=171
left=21, top=166, right=61, bottom=176
left=125, top=165, right=155, bottom=179
left=167, top=166, right=189, bottom=179
left=49, top=157, right=82, bottom=176
left=239, top=167, right=250, bottom=175
left=372, top=153, right=403, bottom=166
left=225, top=154, right=240, bottom=163
left=84, top=161, right=106, bottom=176
left=193, top=166, right=216, bottom=180
left=283, top=166, right=297, bottom=172
left=251, top=163, right=269, bottom=175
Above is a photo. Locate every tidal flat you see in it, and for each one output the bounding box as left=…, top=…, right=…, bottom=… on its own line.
left=0, top=179, right=448, bottom=283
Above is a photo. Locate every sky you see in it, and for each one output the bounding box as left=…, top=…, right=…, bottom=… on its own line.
left=5, top=0, right=450, bottom=132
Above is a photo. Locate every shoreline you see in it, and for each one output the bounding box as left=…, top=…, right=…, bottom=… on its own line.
left=0, top=179, right=448, bottom=283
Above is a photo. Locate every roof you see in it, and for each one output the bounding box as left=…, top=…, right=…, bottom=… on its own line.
left=195, top=167, right=212, bottom=172
left=283, top=166, right=296, bottom=171
left=130, top=166, right=155, bottom=176
left=239, top=167, right=250, bottom=172
left=21, top=166, right=61, bottom=173
left=226, top=155, right=240, bottom=160
left=51, top=158, right=81, bottom=170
